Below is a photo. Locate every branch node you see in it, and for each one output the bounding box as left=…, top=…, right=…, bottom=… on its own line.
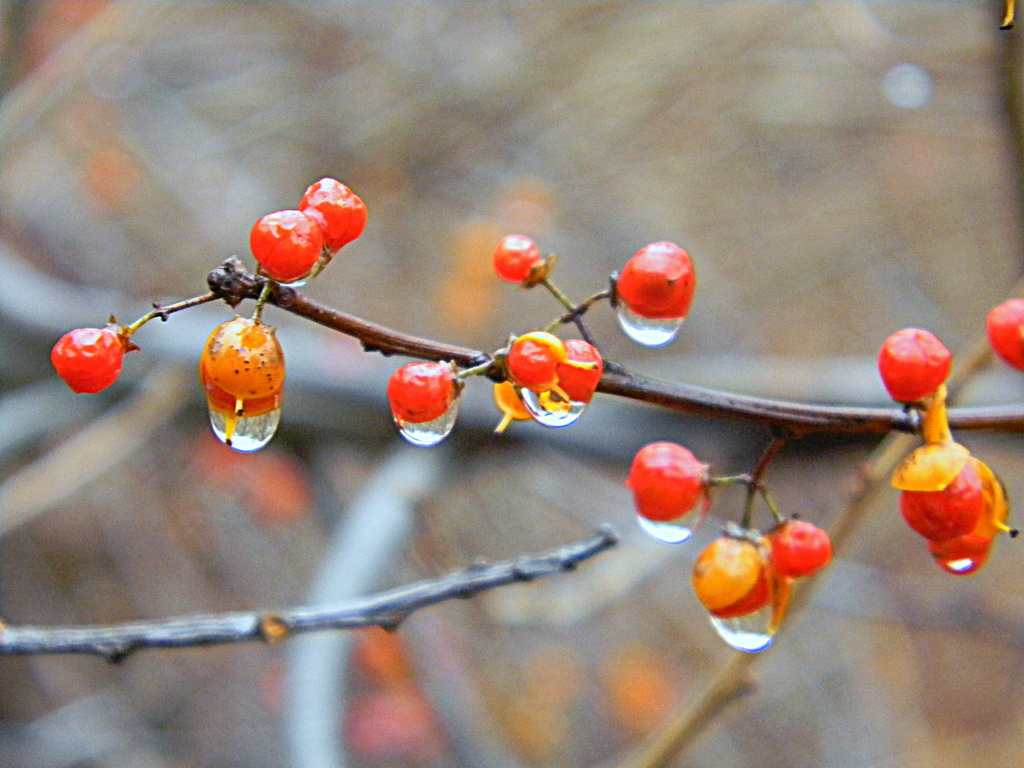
left=259, top=613, right=291, bottom=645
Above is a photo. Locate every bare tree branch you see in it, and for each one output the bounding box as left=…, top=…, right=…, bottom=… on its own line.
left=205, top=257, right=1024, bottom=437
left=0, top=526, right=618, bottom=662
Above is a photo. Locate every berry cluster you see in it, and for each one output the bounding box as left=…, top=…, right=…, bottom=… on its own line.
left=626, top=440, right=832, bottom=652
left=881, top=327, right=1015, bottom=574
left=250, top=178, right=367, bottom=284
left=384, top=233, right=693, bottom=445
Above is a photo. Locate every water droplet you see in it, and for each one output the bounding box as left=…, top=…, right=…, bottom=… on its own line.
left=520, top=389, right=586, bottom=428
left=396, top=400, right=459, bottom=446
left=636, top=514, right=694, bottom=544
left=708, top=604, right=775, bottom=653
left=615, top=306, right=684, bottom=347
left=208, top=406, right=281, bottom=452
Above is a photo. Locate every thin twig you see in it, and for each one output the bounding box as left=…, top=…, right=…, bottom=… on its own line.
left=204, top=258, right=1024, bottom=436
left=0, top=526, right=618, bottom=662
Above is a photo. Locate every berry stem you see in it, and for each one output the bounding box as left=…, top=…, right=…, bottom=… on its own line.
left=456, top=360, right=494, bottom=380
left=123, top=292, right=219, bottom=336
left=541, top=286, right=611, bottom=344
left=250, top=280, right=274, bottom=324
left=1003, top=0, right=1015, bottom=28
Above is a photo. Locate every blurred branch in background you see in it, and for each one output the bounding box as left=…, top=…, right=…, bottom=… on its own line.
left=0, top=526, right=617, bottom=661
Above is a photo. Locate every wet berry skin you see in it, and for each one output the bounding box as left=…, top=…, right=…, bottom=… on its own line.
left=250, top=209, right=324, bottom=283
left=200, top=318, right=285, bottom=400
left=627, top=442, right=707, bottom=523
left=877, top=328, right=951, bottom=403
left=387, top=363, right=457, bottom=424
left=616, top=242, right=696, bottom=320
left=769, top=520, right=832, bottom=578
left=299, top=178, right=367, bottom=252
left=986, top=298, right=1024, bottom=371
left=51, top=327, right=125, bottom=393
left=900, top=458, right=985, bottom=542
left=506, top=332, right=565, bottom=392
left=556, top=339, right=603, bottom=403
left=492, top=235, right=542, bottom=283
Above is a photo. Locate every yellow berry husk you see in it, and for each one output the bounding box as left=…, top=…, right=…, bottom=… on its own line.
left=200, top=317, right=285, bottom=400
left=692, top=537, right=765, bottom=613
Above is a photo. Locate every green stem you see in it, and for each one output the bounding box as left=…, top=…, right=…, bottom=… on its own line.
left=540, top=277, right=577, bottom=312
left=251, top=281, right=274, bottom=324
left=456, top=360, right=494, bottom=379
left=123, top=293, right=219, bottom=336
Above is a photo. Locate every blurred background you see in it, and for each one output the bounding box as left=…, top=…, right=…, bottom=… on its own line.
left=2, top=1, right=1024, bottom=766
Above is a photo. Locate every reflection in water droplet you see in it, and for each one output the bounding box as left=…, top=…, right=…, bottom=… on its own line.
left=208, top=406, right=281, bottom=452
left=520, top=389, right=586, bottom=428
left=615, top=306, right=684, bottom=347
left=636, top=514, right=695, bottom=544
left=936, top=556, right=981, bottom=575
left=396, top=400, right=459, bottom=446
left=708, top=604, right=775, bottom=653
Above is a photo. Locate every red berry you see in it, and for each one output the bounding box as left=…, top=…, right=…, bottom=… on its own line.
left=506, top=332, right=565, bottom=392
left=877, top=328, right=951, bottom=403
left=616, top=242, right=696, bottom=320
left=492, top=234, right=542, bottom=283
left=250, top=209, right=324, bottom=283
left=986, top=298, right=1024, bottom=371
left=51, top=327, right=125, bottom=393
left=387, top=362, right=457, bottom=424
left=769, top=520, right=832, bottom=578
left=299, top=178, right=367, bottom=252
left=555, top=340, right=603, bottom=403
left=900, top=457, right=985, bottom=542
left=627, top=442, right=707, bottom=523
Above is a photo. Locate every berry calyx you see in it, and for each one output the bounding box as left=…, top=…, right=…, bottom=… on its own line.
left=627, top=442, right=708, bottom=523
left=615, top=242, right=696, bottom=320
left=555, top=340, right=603, bottom=403
left=493, top=381, right=533, bottom=433
left=506, top=332, right=567, bottom=393
left=387, top=362, right=458, bottom=424
left=492, top=235, right=542, bottom=284
left=986, top=298, right=1024, bottom=371
left=51, top=326, right=126, bottom=393
left=900, top=457, right=985, bottom=542
left=691, top=535, right=769, bottom=615
left=769, top=520, right=832, bottom=578
left=250, top=209, right=325, bottom=283
left=877, top=328, right=951, bottom=403
left=299, top=178, right=367, bottom=252
left=200, top=318, right=285, bottom=401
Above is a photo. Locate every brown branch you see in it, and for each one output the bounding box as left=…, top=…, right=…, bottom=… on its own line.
left=0, top=526, right=617, bottom=662
left=206, top=257, right=1024, bottom=436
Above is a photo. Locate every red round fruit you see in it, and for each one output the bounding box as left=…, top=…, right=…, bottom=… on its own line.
left=250, top=209, right=324, bottom=283
left=492, top=234, right=542, bottom=283
left=900, top=458, right=985, bottom=542
left=627, top=442, right=707, bottom=523
left=51, top=327, right=125, bottom=393
left=769, top=520, right=832, bottom=578
left=616, top=242, right=696, bottom=320
left=387, top=362, right=457, bottom=424
left=986, top=298, right=1024, bottom=371
left=299, top=178, right=367, bottom=252
left=877, top=328, right=951, bottom=403
left=506, top=332, right=565, bottom=392
left=555, top=339, right=603, bottom=403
